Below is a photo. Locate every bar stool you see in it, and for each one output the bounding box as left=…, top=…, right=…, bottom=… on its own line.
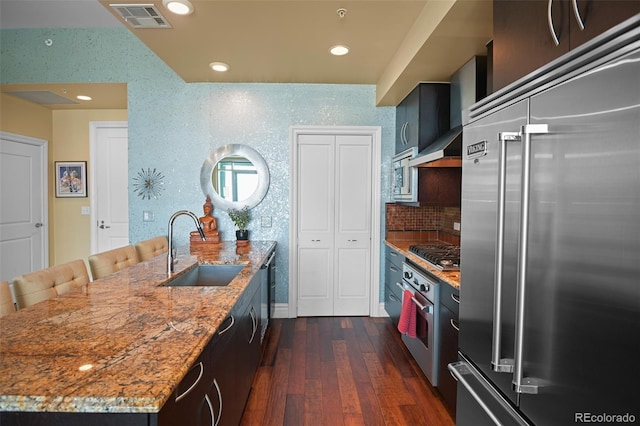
left=135, top=236, right=168, bottom=261
left=88, top=245, right=139, bottom=280
left=12, top=259, right=90, bottom=310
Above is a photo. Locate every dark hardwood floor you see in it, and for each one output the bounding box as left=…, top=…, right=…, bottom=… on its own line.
left=241, top=316, right=455, bottom=426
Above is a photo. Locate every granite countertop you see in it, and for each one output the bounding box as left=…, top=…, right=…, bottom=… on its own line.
left=384, top=240, right=460, bottom=290
left=0, top=240, right=276, bottom=414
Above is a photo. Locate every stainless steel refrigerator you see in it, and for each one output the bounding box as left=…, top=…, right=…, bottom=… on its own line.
left=449, top=15, right=640, bottom=425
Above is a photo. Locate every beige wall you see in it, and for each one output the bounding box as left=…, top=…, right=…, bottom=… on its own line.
left=1, top=93, right=55, bottom=264
left=1, top=93, right=127, bottom=267
left=52, top=110, right=127, bottom=266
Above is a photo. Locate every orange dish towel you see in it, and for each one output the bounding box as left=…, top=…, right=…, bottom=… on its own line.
left=398, top=289, right=417, bottom=338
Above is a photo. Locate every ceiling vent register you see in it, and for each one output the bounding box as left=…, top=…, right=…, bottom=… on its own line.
left=109, top=4, right=171, bottom=28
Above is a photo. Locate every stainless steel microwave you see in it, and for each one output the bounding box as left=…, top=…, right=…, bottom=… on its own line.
left=392, top=147, right=418, bottom=202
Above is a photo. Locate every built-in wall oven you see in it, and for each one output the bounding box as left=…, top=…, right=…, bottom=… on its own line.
left=401, top=261, right=440, bottom=386
left=392, top=147, right=417, bottom=202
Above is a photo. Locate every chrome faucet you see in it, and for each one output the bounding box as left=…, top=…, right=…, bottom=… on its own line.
left=167, top=210, right=206, bottom=275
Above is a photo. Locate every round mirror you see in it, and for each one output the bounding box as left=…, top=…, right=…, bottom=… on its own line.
left=200, top=144, right=270, bottom=210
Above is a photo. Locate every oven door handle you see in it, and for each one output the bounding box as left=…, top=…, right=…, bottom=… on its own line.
left=410, top=296, right=432, bottom=314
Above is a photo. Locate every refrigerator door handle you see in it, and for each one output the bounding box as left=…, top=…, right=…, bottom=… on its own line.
left=491, top=131, right=521, bottom=374
left=449, top=360, right=531, bottom=426
left=512, top=124, right=549, bottom=395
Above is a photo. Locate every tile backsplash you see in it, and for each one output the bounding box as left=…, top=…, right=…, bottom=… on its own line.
left=386, top=203, right=460, bottom=244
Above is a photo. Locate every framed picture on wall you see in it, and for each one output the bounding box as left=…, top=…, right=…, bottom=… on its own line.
left=55, top=161, right=87, bottom=197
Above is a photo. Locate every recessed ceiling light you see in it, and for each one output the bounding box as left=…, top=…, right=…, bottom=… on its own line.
left=209, top=62, right=229, bottom=72
left=162, top=0, right=194, bottom=15
left=76, top=95, right=92, bottom=101
left=329, top=45, right=349, bottom=56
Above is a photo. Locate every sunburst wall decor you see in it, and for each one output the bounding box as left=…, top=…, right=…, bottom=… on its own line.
left=133, top=168, right=165, bottom=200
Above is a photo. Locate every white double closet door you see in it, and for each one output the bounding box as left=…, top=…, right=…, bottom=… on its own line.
left=296, top=132, right=372, bottom=316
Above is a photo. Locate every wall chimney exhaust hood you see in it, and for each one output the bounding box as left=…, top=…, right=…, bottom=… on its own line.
left=408, top=125, right=462, bottom=167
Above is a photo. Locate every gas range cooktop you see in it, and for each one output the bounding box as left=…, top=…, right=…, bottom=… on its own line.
left=408, top=244, right=460, bottom=271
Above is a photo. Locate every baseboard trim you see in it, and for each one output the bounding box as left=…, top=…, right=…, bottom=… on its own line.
left=271, top=302, right=390, bottom=319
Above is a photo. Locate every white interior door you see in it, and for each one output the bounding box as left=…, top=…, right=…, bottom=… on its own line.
left=297, top=135, right=335, bottom=316
left=294, top=130, right=374, bottom=317
left=90, top=122, right=129, bottom=253
left=334, top=135, right=372, bottom=315
left=0, top=132, right=48, bottom=282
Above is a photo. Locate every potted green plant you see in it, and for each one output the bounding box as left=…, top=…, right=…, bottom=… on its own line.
left=227, top=206, right=251, bottom=241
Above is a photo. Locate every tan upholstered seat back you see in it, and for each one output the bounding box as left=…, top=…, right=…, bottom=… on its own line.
left=0, top=281, right=16, bottom=316
left=12, top=260, right=89, bottom=309
left=88, top=245, right=139, bottom=280
left=135, top=236, right=169, bottom=261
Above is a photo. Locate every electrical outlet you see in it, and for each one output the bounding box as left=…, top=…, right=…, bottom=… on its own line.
left=81, top=206, right=90, bottom=215
left=261, top=216, right=272, bottom=228
left=454, top=222, right=461, bottom=231
left=143, top=211, right=155, bottom=222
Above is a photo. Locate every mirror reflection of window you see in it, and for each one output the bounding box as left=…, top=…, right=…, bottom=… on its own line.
left=212, top=156, right=258, bottom=202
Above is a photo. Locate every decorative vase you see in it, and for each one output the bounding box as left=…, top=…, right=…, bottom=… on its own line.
left=236, top=229, right=249, bottom=241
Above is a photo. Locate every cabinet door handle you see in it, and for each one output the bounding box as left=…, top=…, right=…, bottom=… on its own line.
left=175, top=361, right=204, bottom=402
left=450, top=318, right=460, bottom=332
left=262, top=251, right=276, bottom=268
left=547, top=0, right=560, bottom=46
left=402, top=122, right=409, bottom=145
left=248, top=306, right=257, bottom=344
left=389, top=292, right=400, bottom=302
left=571, top=0, right=585, bottom=31
left=204, top=393, right=216, bottom=426
left=218, top=315, right=235, bottom=335
left=451, top=293, right=460, bottom=304
left=212, top=378, right=222, bottom=426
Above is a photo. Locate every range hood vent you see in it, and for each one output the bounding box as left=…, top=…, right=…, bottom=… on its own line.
left=110, top=4, right=172, bottom=28
left=408, top=125, right=462, bottom=167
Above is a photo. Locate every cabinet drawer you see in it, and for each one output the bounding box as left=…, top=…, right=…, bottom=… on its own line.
left=440, top=282, right=460, bottom=315
left=385, top=246, right=404, bottom=269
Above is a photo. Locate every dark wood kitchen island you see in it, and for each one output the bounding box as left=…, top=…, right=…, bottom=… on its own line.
left=0, top=241, right=275, bottom=425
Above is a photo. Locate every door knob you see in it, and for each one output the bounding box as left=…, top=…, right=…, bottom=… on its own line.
left=98, top=220, right=111, bottom=229
left=35, top=222, right=43, bottom=228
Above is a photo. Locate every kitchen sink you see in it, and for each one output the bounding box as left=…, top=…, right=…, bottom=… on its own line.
left=164, top=264, right=244, bottom=287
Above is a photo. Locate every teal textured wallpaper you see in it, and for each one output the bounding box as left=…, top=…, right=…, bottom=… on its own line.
left=1, top=28, right=395, bottom=306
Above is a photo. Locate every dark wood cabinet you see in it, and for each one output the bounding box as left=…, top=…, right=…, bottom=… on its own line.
left=396, top=83, right=450, bottom=154
left=493, top=0, right=640, bottom=91
left=438, top=283, right=460, bottom=419
left=159, top=341, right=214, bottom=426
left=211, top=274, right=262, bottom=426
left=417, top=163, right=462, bottom=207
left=0, top=412, right=151, bottom=426
left=237, top=281, right=262, bottom=409
left=209, top=313, right=240, bottom=426
left=384, top=246, right=404, bottom=326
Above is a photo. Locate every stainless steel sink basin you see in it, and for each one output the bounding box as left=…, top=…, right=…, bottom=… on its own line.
left=165, top=264, right=244, bottom=287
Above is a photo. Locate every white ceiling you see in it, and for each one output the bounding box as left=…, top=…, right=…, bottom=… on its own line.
left=0, top=0, right=493, bottom=109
